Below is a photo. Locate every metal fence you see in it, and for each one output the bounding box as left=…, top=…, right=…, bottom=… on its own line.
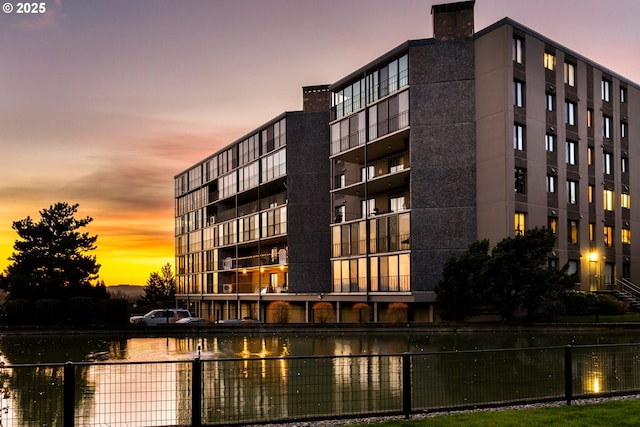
left=2, top=343, right=640, bottom=426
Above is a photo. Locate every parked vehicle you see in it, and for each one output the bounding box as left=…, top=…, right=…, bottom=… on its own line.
left=215, top=317, right=261, bottom=324
left=176, top=317, right=208, bottom=324
left=130, top=309, right=192, bottom=326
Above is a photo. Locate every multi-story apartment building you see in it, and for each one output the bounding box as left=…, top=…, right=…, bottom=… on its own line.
left=175, top=1, right=639, bottom=322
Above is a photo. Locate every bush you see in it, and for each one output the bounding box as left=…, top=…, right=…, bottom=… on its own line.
left=35, top=299, right=64, bottom=325
left=269, top=301, right=290, bottom=324
left=562, top=291, right=599, bottom=315
left=352, top=303, right=371, bottom=324
left=5, top=299, right=31, bottom=326
left=312, top=302, right=334, bottom=323
left=387, top=302, right=408, bottom=324
left=97, top=299, right=130, bottom=326
left=67, top=297, right=95, bottom=325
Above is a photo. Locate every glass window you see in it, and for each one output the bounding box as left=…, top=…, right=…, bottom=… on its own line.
left=621, top=229, right=631, bottom=244
left=603, top=115, right=613, bottom=138
left=390, top=195, right=405, bottom=212
left=567, top=180, right=578, bottom=204
left=545, top=133, right=556, bottom=152
left=546, top=175, right=556, bottom=193
left=544, top=52, right=556, bottom=70
left=587, top=109, right=593, bottom=127
left=621, top=87, right=627, bottom=103
left=564, top=62, right=575, bottom=87
left=621, top=122, right=628, bottom=138
left=515, top=168, right=526, bottom=194
left=514, top=212, right=526, bottom=235
left=548, top=217, right=557, bottom=234
left=602, top=79, right=611, bottom=102
left=514, top=123, right=525, bottom=150
left=604, top=226, right=614, bottom=247
left=603, top=152, right=613, bottom=175
left=604, top=189, right=615, bottom=211
left=568, top=220, right=579, bottom=244
left=565, top=101, right=576, bottom=125
left=621, top=193, right=630, bottom=209
left=362, top=199, right=375, bottom=218
left=514, top=80, right=525, bottom=107
left=587, top=147, right=594, bottom=166
left=588, top=185, right=594, bottom=203
left=622, top=157, right=629, bottom=173
left=513, top=36, right=524, bottom=64
left=565, top=140, right=577, bottom=165
left=545, top=93, right=554, bottom=111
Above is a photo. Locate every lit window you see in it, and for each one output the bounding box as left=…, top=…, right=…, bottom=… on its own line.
left=567, top=180, right=578, bottom=204
left=515, top=168, right=526, bottom=194
left=548, top=217, right=557, bottom=234
left=565, top=140, right=577, bottom=165
left=544, top=52, right=556, bottom=70
left=545, top=133, right=556, bottom=152
left=621, top=229, right=631, bottom=244
left=621, top=87, right=627, bottom=103
left=622, top=157, right=629, bottom=173
left=621, top=193, right=630, bottom=209
left=564, top=62, right=575, bottom=87
left=604, top=189, right=615, bottom=211
left=604, top=226, right=613, bottom=247
left=603, top=115, right=613, bottom=138
left=589, top=223, right=595, bottom=241
left=545, top=93, right=555, bottom=111
left=514, top=80, right=525, bottom=107
left=565, top=101, right=576, bottom=125
left=515, top=212, right=526, bottom=235
left=621, top=122, right=627, bottom=138
left=603, top=152, right=613, bottom=175
left=568, top=220, right=579, bottom=244
left=513, top=36, right=524, bottom=64
left=587, top=109, right=593, bottom=127
left=588, top=185, right=594, bottom=203
left=546, top=175, right=556, bottom=193
left=514, top=124, right=525, bottom=150
left=601, top=79, right=611, bottom=102
left=587, top=147, right=594, bottom=166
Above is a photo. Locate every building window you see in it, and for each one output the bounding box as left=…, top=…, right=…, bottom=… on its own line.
left=514, top=123, right=525, bottom=150
left=567, top=180, right=578, bottom=204
left=603, top=152, right=613, bottom=175
left=603, top=115, right=613, bottom=138
left=513, top=36, right=524, bottom=64
left=515, top=168, right=526, bottom=194
left=565, top=101, right=576, bottom=125
left=548, top=217, right=557, bottom=233
left=515, top=212, right=526, bottom=235
left=621, top=122, right=628, bottom=138
left=565, top=140, right=577, bottom=165
left=587, top=147, right=594, bottom=166
left=334, top=206, right=345, bottom=223
left=362, top=199, right=375, bottom=218
left=546, top=175, right=556, bottom=193
left=568, top=220, right=579, bottom=244
left=622, top=157, right=628, bottom=173
left=564, top=62, right=575, bottom=87
left=545, top=133, right=556, bottom=152
left=604, top=226, right=614, bottom=247
left=621, top=193, right=630, bottom=209
left=602, top=79, right=611, bottom=102
left=389, top=195, right=405, bottom=212
left=514, top=80, right=525, bottom=107
left=604, top=189, right=615, bottom=211
left=621, top=228, right=631, bottom=244
left=544, top=52, right=556, bottom=70
left=621, top=86, right=627, bottom=103
left=588, top=184, right=594, bottom=203
left=335, top=174, right=345, bottom=189
left=361, top=165, right=374, bottom=181
left=587, top=108, right=593, bottom=127
left=545, top=92, right=555, bottom=111
left=589, top=223, right=595, bottom=241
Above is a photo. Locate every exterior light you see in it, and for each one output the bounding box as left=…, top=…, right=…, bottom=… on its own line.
left=588, top=252, right=598, bottom=262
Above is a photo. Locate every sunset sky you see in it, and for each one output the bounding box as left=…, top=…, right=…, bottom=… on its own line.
left=2, top=0, right=639, bottom=286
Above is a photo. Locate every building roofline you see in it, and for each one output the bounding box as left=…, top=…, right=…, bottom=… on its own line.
left=476, top=17, right=639, bottom=89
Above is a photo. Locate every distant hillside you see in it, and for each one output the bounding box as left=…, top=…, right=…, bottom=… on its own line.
left=107, top=285, right=145, bottom=302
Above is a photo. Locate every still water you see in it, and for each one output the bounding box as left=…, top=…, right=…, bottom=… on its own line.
left=0, top=329, right=639, bottom=426
left=0, top=329, right=639, bottom=363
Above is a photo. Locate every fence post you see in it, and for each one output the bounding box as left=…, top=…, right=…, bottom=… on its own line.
left=192, top=357, right=202, bottom=427
left=64, top=361, right=75, bottom=427
left=402, top=352, right=411, bottom=419
left=564, top=345, right=572, bottom=406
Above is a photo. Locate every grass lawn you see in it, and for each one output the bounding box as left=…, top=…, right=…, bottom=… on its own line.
left=349, top=399, right=640, bottom=426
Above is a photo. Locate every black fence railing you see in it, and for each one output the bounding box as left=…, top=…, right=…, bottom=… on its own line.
left=2, top=344, right=640, bottom=426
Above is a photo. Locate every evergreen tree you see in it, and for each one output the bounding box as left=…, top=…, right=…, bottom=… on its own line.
left=0, top=202, right=101, bottom=302
left=143, top=263, right=176, bottom=305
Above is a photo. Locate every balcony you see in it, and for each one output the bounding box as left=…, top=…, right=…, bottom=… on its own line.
left=333, top=151, right=410, bottom=197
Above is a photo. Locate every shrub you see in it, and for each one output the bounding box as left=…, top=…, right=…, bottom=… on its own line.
left=269, top=301, right=290, bottom=324
left=5, top=299, right=30, bottom=326
left=97, top=299, right=130, bottom=326
left=352, top=303, right=371, bottom=324
left=67, top=297, right=95, bottom=325
left=35, top=299, right=64, bottom=325
left=387, top=302, right=408, bottom=324
left=562, top=291, right=599, bottom=315
left=312, top=302, right=334, bottom=323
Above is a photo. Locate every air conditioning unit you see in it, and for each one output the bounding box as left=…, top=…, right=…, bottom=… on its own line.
left=222, top=284, right=234, bottom=294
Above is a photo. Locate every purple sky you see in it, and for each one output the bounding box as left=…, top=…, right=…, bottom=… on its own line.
left=1, top=0, right=639, bottom=285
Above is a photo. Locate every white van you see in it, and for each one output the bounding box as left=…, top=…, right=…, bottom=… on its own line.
left=130, top=309, right=192, bottom=326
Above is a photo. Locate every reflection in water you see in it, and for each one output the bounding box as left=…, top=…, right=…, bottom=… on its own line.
left=0, top=331, right=639, bottom=425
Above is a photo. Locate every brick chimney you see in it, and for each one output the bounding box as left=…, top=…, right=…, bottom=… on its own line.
left=302, top=85, right=330, bottom=113
left=431, top=1, right=475, bottom=41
